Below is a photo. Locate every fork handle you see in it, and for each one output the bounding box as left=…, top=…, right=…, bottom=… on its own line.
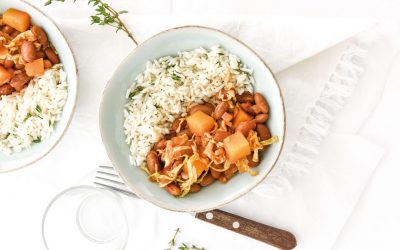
left=195, top=209, right=297, bottom=250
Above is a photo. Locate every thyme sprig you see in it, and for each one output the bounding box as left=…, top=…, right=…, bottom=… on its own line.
left=166, top=228, right=180, bottom=250
left=44, top=0, right=138, bottom=45
left=166, top=228, right=205, bottom=250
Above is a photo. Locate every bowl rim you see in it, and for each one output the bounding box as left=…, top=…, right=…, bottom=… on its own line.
left=99, top=25, right=286, bottom=212
left=0, top=0, right=78, bottom=173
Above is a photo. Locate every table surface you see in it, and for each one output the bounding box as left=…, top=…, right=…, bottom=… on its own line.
left=1, top=1, right=400, bottom=249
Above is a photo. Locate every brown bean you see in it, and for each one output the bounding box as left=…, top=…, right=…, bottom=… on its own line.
left=146, top=151, right=160, bottom=174
left=155, top=139, right=167, bottom=150
left=218, top=175, right=228, bottom=184
left=213, top=130, right=231, bottom=142
left=236, top=91, right=255, bottom=103
left=189, top=104, right=213, bottom=116
left=36, top=51, right=45, bottom=59
left=224, top=164, right=238, bottom=179
left=204, top=102, right=215, bottom=110
left=256, top=124, right=271, bottom=141
left=2, top=25, right=14, bottom=34
left=10, top=73, right=31, bottom=91
left=240, top=102, right=255, bottom=114
left=170, top=118, right=181, bottom=133
left=200, top=173, right=215, bottom=187
left=4, top=60, right=14, bottom=68
left=0, top=84, right=14, bottom=95
left=189, top=184, right=201, bottom=193
left=31, top=25, right=48, bottom=46
left=43, top=59, right=53, bottom=69
left=44, top=47, right=60, bottom=64
left=21, top=41, right=37, bottom=63
left=250, top=105, right=262, bottom=114
left=254, top=113, right=269, bottom=123
left=165, top=184, right=181, bottom=196
left=210, top=169, right=222, bottom=179
left=235, top=120, right=256, bottom=137
left=254, top=92, right=269, bottom=114
left=7, top=68, right=14, bottom=76
left=247, top=155, right=260, bottom=167
left=15, top=64, right=25, bottom=70
left=214, top=101, right=228, bottom=119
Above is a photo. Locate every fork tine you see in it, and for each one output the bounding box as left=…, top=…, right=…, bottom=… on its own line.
left=97, top=170, right=120, bottom=178
left=95, top=176, right=126, bottom=186
left=94, top=165, right=139, bottom=198
left=98, top=165, right=114, bottom=170
left=94, top=181, right=137, bottom=198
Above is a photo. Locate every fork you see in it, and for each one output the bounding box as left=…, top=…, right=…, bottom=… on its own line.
left=94, top=165, right=297, bottom=250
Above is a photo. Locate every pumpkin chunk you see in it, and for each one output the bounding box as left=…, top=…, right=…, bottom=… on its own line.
left=25, top=58, right=44, bottom=77
left=0, top=65, right=12, bottom=85
left=3, top=8, right=31, bottom=32
left=223, top=132, right=251, bottom=162
left=232, top=107, right=252, bottom=128
left=186, top=110, right=215, bottom=136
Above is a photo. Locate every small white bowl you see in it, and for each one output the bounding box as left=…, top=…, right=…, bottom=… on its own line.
left=100, top=26, right=285, bottom=212
left=0, top=0, right=78, bottom=172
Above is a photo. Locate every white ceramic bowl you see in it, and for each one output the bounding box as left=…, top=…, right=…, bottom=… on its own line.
left=0, top=0, right=78, bottom=172
left=100, top=26, right=285, bottom=212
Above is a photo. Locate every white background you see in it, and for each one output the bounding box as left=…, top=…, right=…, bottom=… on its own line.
left=1, top=0, right=400, bottom=249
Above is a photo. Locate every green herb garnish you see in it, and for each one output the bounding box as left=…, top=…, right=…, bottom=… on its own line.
left=24, top=113, right=32, bottom=122
left=172, top=73, right=184, bottom=86
left=178, top=244, right=205, bottom=250
left=33, top=137, right=41, bottom=143
left=35, top=105, right=42, bottom=113
left=166, top=228, right=180, bottom=250
left=172, top=74, right=181, bottom=81
left=44, top=0, right=138, bottom=45
left=128, top=86, right=144, bottom=99
left=166, top=228, right=205, bottom=250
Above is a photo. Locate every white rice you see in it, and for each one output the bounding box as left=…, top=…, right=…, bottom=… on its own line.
left=124, top=46, right=254, bottom=166
left=0, top=65, right=68, bottom=154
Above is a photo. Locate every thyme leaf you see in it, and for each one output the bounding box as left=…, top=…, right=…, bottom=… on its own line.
left=24, top=113, right=31, bottom=122
left=128, top=86, right=144, bottom=99
left=35, top=105, right=42, bottom=113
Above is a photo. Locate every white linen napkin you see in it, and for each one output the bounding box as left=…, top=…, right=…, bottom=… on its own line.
left=115, top=132, right=383, bottom=250
left=0, top=7, right=384, bottom=250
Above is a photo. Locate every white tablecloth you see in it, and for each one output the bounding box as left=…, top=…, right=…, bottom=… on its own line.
left=1, top=1, right=400, bottom=249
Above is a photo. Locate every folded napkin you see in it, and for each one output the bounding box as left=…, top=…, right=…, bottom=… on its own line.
left=116, top=132, right=383, bottom=250
left=0, top=4, right=385, bottom=249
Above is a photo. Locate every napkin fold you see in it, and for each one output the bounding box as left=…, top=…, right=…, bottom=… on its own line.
left=117, top=133, right=383, bottom=250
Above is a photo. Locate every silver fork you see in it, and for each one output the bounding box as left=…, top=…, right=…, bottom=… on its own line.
left=94, top=165, right=297, bottom=250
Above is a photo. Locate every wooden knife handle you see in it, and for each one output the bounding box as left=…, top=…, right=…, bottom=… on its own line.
left=195, top=209, right=297, bottom=250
